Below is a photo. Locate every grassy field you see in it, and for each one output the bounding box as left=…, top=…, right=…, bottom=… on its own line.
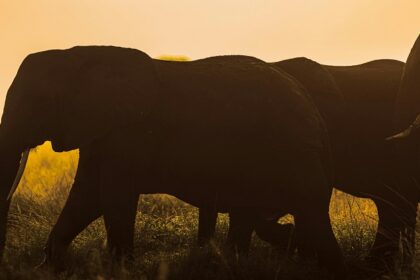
left=0, top=142, right=417, bottom=279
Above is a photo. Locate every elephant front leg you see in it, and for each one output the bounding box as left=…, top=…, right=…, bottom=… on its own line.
left=373, top=199, right=417, bottom=276
left=369, top=198, right=417, bottom=272
left=401, top=210, right=417, bottom=279
left=197, top=206, right=218, bottom=246
left=43, top=148, right=102, bottom=270
left=368, top=202, right=400, bottom=274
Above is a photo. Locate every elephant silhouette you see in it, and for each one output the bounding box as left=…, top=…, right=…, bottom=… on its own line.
left=0, top=47, right=345, bottom=277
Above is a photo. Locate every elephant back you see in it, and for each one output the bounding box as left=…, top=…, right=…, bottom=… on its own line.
left=154, top=55, right=326, bottom=153
left=324, top=59, right=404, bottom=142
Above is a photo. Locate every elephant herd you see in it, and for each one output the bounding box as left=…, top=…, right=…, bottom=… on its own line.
left=0, top=35, right=420, bottom=278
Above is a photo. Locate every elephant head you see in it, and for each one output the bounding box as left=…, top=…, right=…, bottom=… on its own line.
left=0, top=46, right=160, bottom=258
left=387, top=35, right=420, bottom=185
left=388, top=35, right=420, bottom=140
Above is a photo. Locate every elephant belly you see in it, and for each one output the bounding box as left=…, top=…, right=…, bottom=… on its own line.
left=99, top=130, right=306, bottom=211
left=151, top=142, right=299, bottom=210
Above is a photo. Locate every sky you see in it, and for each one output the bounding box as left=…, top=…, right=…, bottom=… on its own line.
left=1, top=0, right=420, bottom=110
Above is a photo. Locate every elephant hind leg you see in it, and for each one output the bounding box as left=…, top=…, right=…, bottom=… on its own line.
left=100, top=166, right=139, bottom=261
left=295, top=210, right=345, bottom=278
left=295, top=152, right=345, bottom=278
left=197, top=206, right=218, bottom=246
left=103, top=197, right=138, bottom=261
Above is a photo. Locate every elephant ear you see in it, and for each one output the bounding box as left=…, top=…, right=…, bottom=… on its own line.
left=51, top=46, right=160, bottom=151
left=393, top=35, right=420, bottom=134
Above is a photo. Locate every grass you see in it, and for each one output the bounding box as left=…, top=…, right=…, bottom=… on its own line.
left=0, top=142, right=417, bottom=279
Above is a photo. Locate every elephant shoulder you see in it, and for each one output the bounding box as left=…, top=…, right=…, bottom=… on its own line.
left=357, top=59, right=405, bottom=69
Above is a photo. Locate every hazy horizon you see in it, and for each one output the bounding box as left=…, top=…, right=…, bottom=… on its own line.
left=1, top=1, right=419, bottom=112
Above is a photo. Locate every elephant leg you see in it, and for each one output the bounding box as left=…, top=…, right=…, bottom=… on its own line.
left=226, top=208, right=256, bottom=254
left=295, top=210, right=345, bottom=278
left=397, top=197, right=417, bottom=278
left=401, top=208, right=417, bottom=278
left=255, top=219, right=296, bottom=255
left=370, top=197, right=417, bottom=276
left=315, top=212, right=344, bottom=277
left=294, top=214, right=316, bottom=260
left=197, top=206, right=218, bottom=246
left=100, top=168, right=138, bottom=261
left=369, top=200, right=401, bottom=262
left=103, top=197, right=138, bottom=261
left=295, top=152, right=345, bottom=278
left=44, top=148, right=102, bottom=268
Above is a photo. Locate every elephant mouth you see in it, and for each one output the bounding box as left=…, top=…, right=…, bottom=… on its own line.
left=386, top=114, right=420, bottom=141
left=7, top=149, right=30, bottom=201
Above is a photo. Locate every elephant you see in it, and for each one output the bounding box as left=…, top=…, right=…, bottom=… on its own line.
left=322, top=58, right=418, bottom=268
left=198, top=55, right=415, bottom=269
left=0, top=46, right=345, bottom=277
left=196, top=56, right=344, bottom=253
left=385, top=34, right=420, bottom=268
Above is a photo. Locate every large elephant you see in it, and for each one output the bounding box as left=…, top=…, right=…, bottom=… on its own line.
left=199, top=56, right=412, bottom=268
left=0, top=47, right=344, bottom=276
left=386, top=34, right=420, bottom=267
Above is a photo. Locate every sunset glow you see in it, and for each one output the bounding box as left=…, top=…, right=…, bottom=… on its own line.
left=1, top=1, right=419, bottom=110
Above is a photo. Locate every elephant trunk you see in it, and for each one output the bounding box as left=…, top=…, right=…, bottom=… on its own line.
left=0, top=125, right=26, bottom=262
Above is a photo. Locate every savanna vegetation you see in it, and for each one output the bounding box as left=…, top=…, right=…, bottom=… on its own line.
left=0, top=142, right=416, bottom=280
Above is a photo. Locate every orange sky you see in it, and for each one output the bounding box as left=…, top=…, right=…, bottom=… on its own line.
left=1, top=1, right=419, bottom=110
